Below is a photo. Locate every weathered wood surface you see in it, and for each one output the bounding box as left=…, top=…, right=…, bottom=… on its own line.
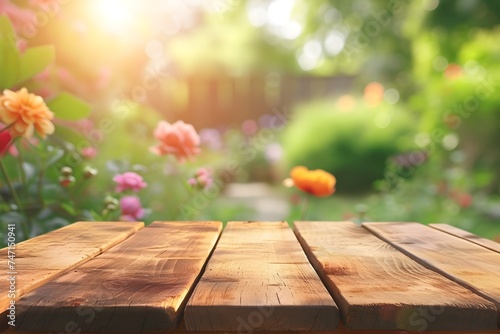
left=430, top=224, right=500, bottom=254
left=294, top=221, right=498, bottom=331
left=0, top=221, right=143, bottom=314
left=5, top=318, right=500, bottom=334
left=364, top=222, right=500, bottom=326
left=16, top=222, right=222, bottom=333
left=185, top=221, right=339, bottom=331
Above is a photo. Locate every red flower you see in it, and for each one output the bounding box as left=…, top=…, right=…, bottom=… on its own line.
left=0, top=130, right=13, bottom=156
left=456, top=193, right=473, bottom=208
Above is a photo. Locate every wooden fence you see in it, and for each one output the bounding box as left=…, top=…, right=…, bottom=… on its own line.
left=148, top=74, right=355, bottom=128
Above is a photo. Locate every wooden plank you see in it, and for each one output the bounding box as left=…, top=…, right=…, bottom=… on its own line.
left=16, top=221, right=222, bottom=333
left=5, top=318, right=500, bottom=334
left=431, top=223, right=500, bottom=254
left=364, top=222, right=500, bottom=326
left=294, top=221, right=498, bottom=331
left=0, top=221, right=143, bottom=314
left=185, top=221, right=339, bottom=331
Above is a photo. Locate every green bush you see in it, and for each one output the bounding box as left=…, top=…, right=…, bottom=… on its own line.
left=408, top=29, right=500, bottom=193
left=282, top=98, right=416, bottom=193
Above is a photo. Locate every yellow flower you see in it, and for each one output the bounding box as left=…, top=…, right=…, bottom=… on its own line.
left=0, top=88, right=54, bottom=138
left=290, top=166, right=336, bottom=197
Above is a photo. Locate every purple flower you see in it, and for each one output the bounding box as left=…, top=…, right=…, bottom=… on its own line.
left=113, top=172, right=147, bottom=193
left=120, top=196, right=145, bottom=221
left=199, top=128, right=223, bottom=150
left=265, top=142, right=283, bottom=164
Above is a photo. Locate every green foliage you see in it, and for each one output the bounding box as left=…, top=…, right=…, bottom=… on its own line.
left=0, top=16, right=95, bottom=246
left=425, top=0, right=500, bottom=31
left=368, top=155, right=500, bottom=239
left=47, top=92, right=91, bottom=121
left=0, top=15, right=21, bottom=89
left=408, top=27, right=500, bottom=193
left=282, top=98, right=416, bottom=192
left=0, top=16, right=55, bottom=88
left=18, top=45, right=56, bottom=84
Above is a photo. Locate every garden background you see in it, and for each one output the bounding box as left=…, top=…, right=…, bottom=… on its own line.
left=1, top=0, right=500, bottom=247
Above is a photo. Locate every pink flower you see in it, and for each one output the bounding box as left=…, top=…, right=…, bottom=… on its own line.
left=16, top=39, right=27, bottom=53
left=241, top=119, right=258, bottom=136
left=81, top=146, right=97, bottom=159
left=113, top=172, right=147, bottom=193
left=57, top=68, right=71, bottom=82
left=150, top=120, right=200, bottom=162
left=29, top=0, right=60, bottom=9
left=0, top=1, right=35, bottom=34
left=34, top=87, right=54, bottom=100
left=189, top=168, right=213, bottom=190
left=8, top=144, right=18, bottom=157
left=120, top=196, right=145, bottom=221
left=35, top=68, right=51, bottom=81
left=96, top=66, right=112, bottom=89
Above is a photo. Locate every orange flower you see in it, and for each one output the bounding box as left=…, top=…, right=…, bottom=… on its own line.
left=290, top=166, right=336, bottom=197
left=363, top=82, right=384, bottom=106
left=0, top=88, right=54, bottom=138
left=150, top=120, right=200, bottom=162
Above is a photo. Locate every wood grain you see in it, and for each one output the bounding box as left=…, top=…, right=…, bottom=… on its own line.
left=364, top=222, right=500, bottom=326
left=185, top=221, right=339, bottom=331
left=430, top=224, right=500, bottom=254
left=5, top=318, right=500, bottom=334
left=294, top=221, right=497, bottom=331
left=16, top=221, right=222, bottom=333
left=0, top=221, right=143, bottom=314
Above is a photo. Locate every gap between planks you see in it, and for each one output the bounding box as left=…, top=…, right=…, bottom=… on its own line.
left=364, top=222, right=500, bottom=328
left=185, top=221, right=339, bottom=332
left=430, top=223, right=500, bottom=254
left=294, top=221, right=497, bottom=331
left=15, top=221, right=222, bottom=333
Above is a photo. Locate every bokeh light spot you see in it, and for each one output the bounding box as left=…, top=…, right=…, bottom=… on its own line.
left=415, top=133, right=431, bottom=148
left=375, top=113, right=391, bottom=128
left=384, top=88, right=400, bottom=104
left=443, top=133, right=459, bottom=150
left=93, top=0, right=137, bottom=34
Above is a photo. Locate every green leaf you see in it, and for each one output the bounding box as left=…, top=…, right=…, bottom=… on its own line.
left=47, top=92, right=91, bottom=121
left=16, top=45, right=55, bottom=85
left=0, top=16, right=21, bottom=89
left=60, top=202, right=77, bottom=216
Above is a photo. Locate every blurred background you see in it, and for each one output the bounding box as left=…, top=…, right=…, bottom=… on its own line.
left=1, top=0, right=500, bottom=244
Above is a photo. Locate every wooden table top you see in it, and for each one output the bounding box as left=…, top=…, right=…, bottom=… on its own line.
left=1, top=221, right=499, bottom=334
